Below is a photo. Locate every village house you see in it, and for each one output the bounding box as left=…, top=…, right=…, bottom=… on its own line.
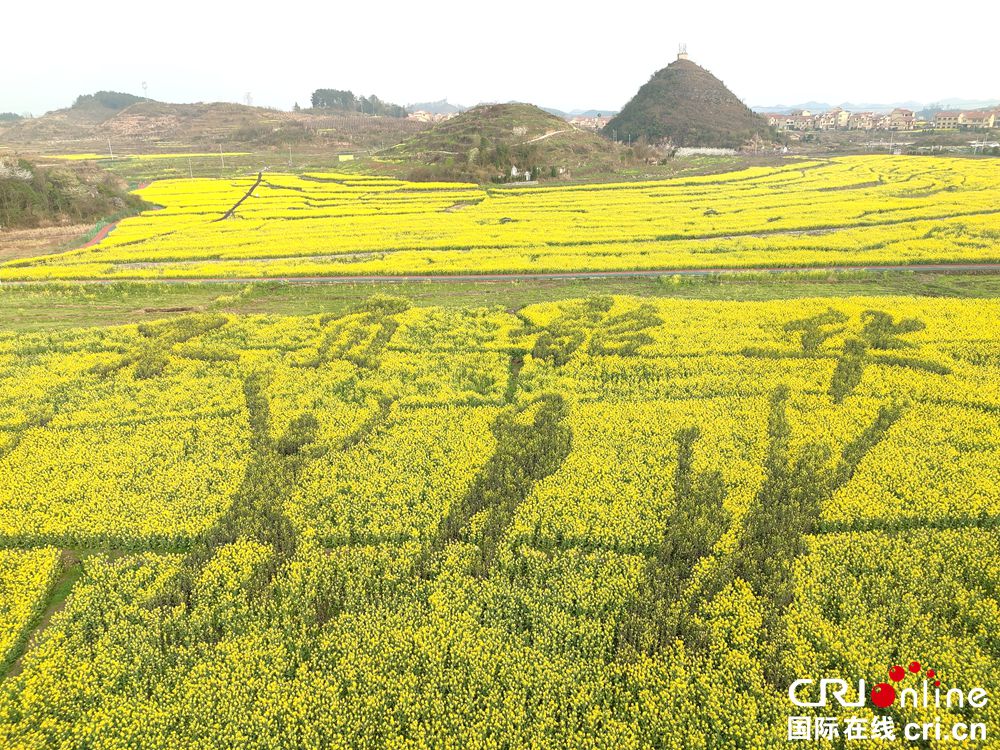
left=881, top=108, right=915, bottom=130
left=847, top=112, right=877, bottom=130
left=931, top=109, right=998, bottom=129
left=766, top=113, right=791, bottom=128
left=817, top=108, right=850, bottom=130
left=933, top=111, right=964, bottom=128
left=767, top=113, right=817, bottom=131
left=961, top=110, right=996, bottom=129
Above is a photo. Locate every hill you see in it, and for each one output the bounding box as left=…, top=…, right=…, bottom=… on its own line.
left=605, top=54, right=773, bottom=148
left=381, top=102, right=625, bottom=182
left=0, top=94, right=429, bottom=153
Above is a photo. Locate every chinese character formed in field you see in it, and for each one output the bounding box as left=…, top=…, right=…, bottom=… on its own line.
left=844, top=716, right=869, bottom=740
left=871, top=716, right=897, bottom=740
left=815, top=716, right=839, bottom=740
left=788, top=716, right=812, bottom=740
left=783, top=308, right=847, bottom=353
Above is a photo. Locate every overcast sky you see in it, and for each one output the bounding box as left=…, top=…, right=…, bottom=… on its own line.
left=4, top=1, right=998, bottom=115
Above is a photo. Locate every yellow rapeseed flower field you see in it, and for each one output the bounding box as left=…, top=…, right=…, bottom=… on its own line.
left=0, top=296, right=997, bottom=746
left=4, top=156, right=1000, bottom=279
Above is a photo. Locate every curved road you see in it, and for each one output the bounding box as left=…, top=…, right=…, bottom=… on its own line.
left=3, top=263, right=1000, bottom=285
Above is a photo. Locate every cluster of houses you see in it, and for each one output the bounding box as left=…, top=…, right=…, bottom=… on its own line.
left=766, top=107, right=998, bottom=132
left=567, top=114, right=614, bottom=131
left=766, top=108, right=916, bottom=132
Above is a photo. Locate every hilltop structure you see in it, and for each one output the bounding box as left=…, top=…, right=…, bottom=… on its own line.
left=604, top=48, right=773, bottom=149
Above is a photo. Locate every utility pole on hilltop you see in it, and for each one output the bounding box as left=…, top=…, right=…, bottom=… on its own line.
left=220, top=144, right=225, bottom=170
left=107, top=137, right=114, bottom=162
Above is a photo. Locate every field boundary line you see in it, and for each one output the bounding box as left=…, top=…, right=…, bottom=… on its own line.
left=2, top=550, right=82, bottom=682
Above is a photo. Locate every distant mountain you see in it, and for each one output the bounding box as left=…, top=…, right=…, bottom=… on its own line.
left=924, top=98, right=1000, bottom=111
left=568, top=109, right=618, bottom=118
left=406, top=99, right=466, bottom=115
left=753, top=101, right=837, bottom=113
left=839, top=101, right=924, bottom=112
left=605, top=55, right=773, bottom=148
left=753, top=98, right=1000, bottom=114
left=542, top=107, right=618, bottom=119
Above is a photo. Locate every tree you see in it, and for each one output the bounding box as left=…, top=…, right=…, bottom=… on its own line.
left=310, top=89, right=356, bottom=110
left=73, top=91, right=146, bottom=110
left=309, top=89, right=406, bottom=117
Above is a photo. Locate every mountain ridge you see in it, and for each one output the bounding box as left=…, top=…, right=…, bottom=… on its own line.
left=753, top=98, right=1000, bottom=113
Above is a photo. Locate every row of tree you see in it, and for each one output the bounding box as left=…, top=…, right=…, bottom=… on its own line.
left=308, top=89, right=407, bottom=118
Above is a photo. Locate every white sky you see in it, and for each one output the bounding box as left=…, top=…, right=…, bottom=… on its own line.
left=3, top=0, right=998, bottom=115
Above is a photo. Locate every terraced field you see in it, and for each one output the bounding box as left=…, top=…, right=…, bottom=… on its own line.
left=4, top=156, right=1000, bottom=280
left=1, top=296, right=998, bottom=747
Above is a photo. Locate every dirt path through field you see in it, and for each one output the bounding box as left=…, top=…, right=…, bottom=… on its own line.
left=80, top=222, right=116, bottom=248
left=4, top=262, right=1000, bottom=284
left=521, top=129, right=570, bottom=144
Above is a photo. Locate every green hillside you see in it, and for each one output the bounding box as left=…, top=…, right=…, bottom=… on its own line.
left=0, top=157, right=147, bottom=230
left=382, top=103, right=625, bottom=182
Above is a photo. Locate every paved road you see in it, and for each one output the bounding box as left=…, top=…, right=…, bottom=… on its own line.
left=4, top=263, right=1000, bottom=285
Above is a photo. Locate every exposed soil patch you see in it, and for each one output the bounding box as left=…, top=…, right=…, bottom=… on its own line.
left=444, top=199, right=485, bottom=212
left=0, top=223, right=92, bottom=261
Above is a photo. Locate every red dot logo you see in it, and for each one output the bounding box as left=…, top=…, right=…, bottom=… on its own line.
left=889, top=665, right=906, bottom=682
left=908, top=661, right=921, bottom=674
left=926, top=669, right=936, bottom=679
left=871, top=683, right=897, bottom=708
